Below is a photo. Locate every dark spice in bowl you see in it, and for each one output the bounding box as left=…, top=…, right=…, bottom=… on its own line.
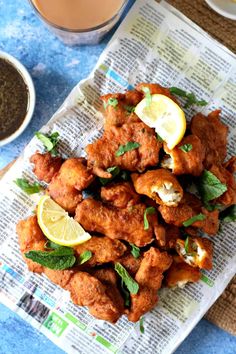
left=0, top=58, right=29, bottom=140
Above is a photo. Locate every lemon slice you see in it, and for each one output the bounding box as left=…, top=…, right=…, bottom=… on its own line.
left=37, top=195, right=91, bottom=246
left=135, top=94, right=186, bottom=149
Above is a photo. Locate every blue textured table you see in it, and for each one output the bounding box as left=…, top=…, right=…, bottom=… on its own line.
left=0, top=1, right=236, bottom=353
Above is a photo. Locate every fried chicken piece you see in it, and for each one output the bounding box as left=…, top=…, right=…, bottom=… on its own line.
left=101, top=182, right=140, bottom=209
left=86, top=122, right=161, bottom=178
left=75, top=198, right=156, bottom=247
left=190, top=110, right=228, bottom=168
left=16, top=215, right=46, bottom=273
left=30, top=152, right=63, bottom=183
left=175, top=237, right=213, bottom=270
left=68, top=271, right=123, bottom=323
left=128, top=248, right=172, bottom=322
left=48, top=158, right=94, bottom=213
left=162, top=135, right=205, bottom=176
left=223, top=156, right=236, bottom=174
left=101, top=90, right=142, bottom=129
left=132, top=169, right=183, bottom=207
left=136, top=83, right=177, bottom=101
left=155, top=224, right=180, bottom=249
left=44, top=268, right=75, bottom=288
left=209, top=164, right=236, bottom=207
left=165, top=256, right=201, bottom=288
left=158, top=193, right=219, bottom=235
left=74, top=236, right=127, bottom=266
left=116, top=254, right=142, bottom=276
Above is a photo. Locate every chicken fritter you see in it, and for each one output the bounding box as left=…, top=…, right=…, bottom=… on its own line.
left=132, top=169, right=183, bottom=207
left=128, top=287, right=158, bottom=322
left=209, top=164, right=236, bottom=207
left=162, top=135, right=205, bottom=176
left=158, top=193, right=219, bottom=235
left=75, top=198, right=157, bottom=247
left=191, top=110, right=228, bottom=168
left=136, top=83, right=177, bottom=102
left=44, top=268, right=75, bottom=288
left=30, top=152, right=63, bottom=183
left=223, top=156, right=236, bottom=174
left=48, top=158, right=94, bottom=213
left=175, top=237, right=213, bottom=270
left=155, top=224, right=180, bottom=249
left=165, top=256, right=201, bottom=288
left=16, top=215, right=46, bottom=273
left=101, top=181, right=140, bottom=209
left=101, top=90, right=142, bottom=129
left=86, top=122, right=161, bottom=178
left=74, top=236, right=127, bottom=266
left=116, top=254, right=142, bottom=276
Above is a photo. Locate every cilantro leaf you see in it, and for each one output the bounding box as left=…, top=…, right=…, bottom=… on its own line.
left=141, top=86, right=152, bottom=107
left=104, top=98, right=118, bottom=109
left=124, top=105, right=135, bottom=113
left=14, top=178, right=41, bottom=195
left=169, top=87, right=207, bottom=108
left=35, top=131, right=60, bottom=156
left=25, top=247, right=76, bottom=270
left=198, top=170, right=227, bottom=202
left=183, top=213, right=206, bottom=227
left=179, top=144, right=192, bottom=153
left=77, top=250, right=92, bottom=265
left=144, top=207, right=156, bottom=230
left=220, top=205, right=236, bottom=223
left=139, top=317, right=145, bottom=334
left=114, top=263, right=139, bottom=294
left=184, top=237, right=189, bottom=253
left=130, top=243, right=140, bottom=259
left=99, top=166, right=120, bottom=185
left=115, top=142, right=140, bottom=157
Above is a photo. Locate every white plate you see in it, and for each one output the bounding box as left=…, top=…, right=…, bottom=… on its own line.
left=205, top=0, right=236, bottom=20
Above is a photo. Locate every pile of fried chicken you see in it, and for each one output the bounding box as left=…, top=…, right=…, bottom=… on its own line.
left=16, top=83, right=236, bottom=324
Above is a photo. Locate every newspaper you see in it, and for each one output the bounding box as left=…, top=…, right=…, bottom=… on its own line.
left=0, top=1, right=236, bottom=353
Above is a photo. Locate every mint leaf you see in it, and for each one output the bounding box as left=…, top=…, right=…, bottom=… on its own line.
left=99, top=166, right=120, bottom=185
left=141, top=87, right=152, bottom=107
left=204, top=202, right=222, bottom=211
left=130, top=243, right=140, bottom=259
left=35, top=131, right=60, bottom=156
left=220, top=205, right=236, bottom=223
left=114, top=263, right=139, bottom=294
left=115, top=142, right=140, bottom=157
left=120, top=279, right=131, bottom=307
left=144, top=207, right=156, bottom=230
left=104, top=97, right=118, bottom=109
left=169, top=87, right=207, bottom=108
left=184, top=236, right=189, bottom=253
left=77, top=250, right=92, bottom=265
left=139, top=317, right=145, bottom=334
left=183, top=213, right=206, bottom=227
left=156, top=133, right=164, bottom=142
left=25, top=247, right=76, bottom=270
left=124, top=105, right=135, bottom=113
left=198, top=170, right=227, bottom=202
left=14, top=178, right=41, bottom=195
left=44, top=240, right=62, bottom=250
left=179, top=144, right=192, bottom=153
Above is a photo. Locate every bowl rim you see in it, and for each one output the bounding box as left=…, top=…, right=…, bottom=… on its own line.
left=0, top=51, right=36, bottom=147
left=205, top=0, right=236, bottom=20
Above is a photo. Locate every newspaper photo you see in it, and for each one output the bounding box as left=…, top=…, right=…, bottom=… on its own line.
left=0, top=0, right=236, bottom=353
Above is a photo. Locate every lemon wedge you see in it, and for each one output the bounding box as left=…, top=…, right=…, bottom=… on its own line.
left=135, top=94, right=186, bottom=149
left=37, top=195, right=91, bottom=246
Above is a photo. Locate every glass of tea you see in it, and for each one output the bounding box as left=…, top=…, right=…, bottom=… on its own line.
left=29, top=0, right=128, bottom=45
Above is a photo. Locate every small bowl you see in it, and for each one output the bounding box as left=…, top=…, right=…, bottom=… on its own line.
left=205, top=0, right=236, bottom=20
left=0, top=51, right=35, bottom=147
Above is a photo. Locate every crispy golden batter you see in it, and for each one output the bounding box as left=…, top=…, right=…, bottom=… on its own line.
left=191, top=110, right=228, bottom=168
left=116, top=254, right=142, bottom=276
left=44, top=268, right=75, bottom=288
left=101, top=182, right=140, bottom=209
left=86, top=122, right=161, bottom=178
left=162, top=135, right=205, bottom=176
left=132, top=169, right=183, bottom=206
left=74, top=236, right=127, bottom=266
left=223, top=156, right=236, bottom=173
left=136, top=82, right=177, bottom=101
left=48, top=158, right=94, bottom=213
left=128, top=287, right=158, bottom=322
left=75, top=198, right=156, bottom=247
left=155, top=224, right=180, bottom=249
left=165, top=256, right=201, bottom=288
left=16, top=215, right=46, bottom=273
left=30, top=152, right=63, bottom=183
left=209, top=164, right=236, bottom=207
left=175, top=237, right=213, bottom=270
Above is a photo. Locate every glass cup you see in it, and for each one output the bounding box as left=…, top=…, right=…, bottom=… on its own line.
left=28, top=0, right=129, bottom=45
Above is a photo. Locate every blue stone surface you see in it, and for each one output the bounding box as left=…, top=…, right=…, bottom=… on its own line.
left=0, top=0, right=235, bottom=353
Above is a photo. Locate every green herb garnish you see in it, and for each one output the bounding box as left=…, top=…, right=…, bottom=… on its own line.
left=144, top=207, right=156, bottom=230
left=44, top=240, right=61, bottom=250
left=77, top=250, right=92, bottom=265
left=115, top=142, right=140, bottom=157
left=130, top=244, right=140, bottom=259
left=183, top=213, right=206, bottom=227
left=14, top=178, right=41, bottom=195
left=121, top=279, right=131, bottom=307
left=184, top=237, right=189, bottom=253
left=114, top=263, right=139, bottom=294
left=156, top=133, right=164, bottom=142
left=99, top=166, right=120, bottom=185
left=198, top=170, right=227, bottom=202
left=204, top=202, right=222, bottom=211
left=179, top=144, right=192, bottom=153
left=35, top=131, right=60, bottom=156
left=142, top=87, right=152, bottom=107
left=139, top=317, right=145, bottom=334
left=104, top=97, right=118, bottom=109
left=169, top=87, right=207, bottom=108
left=124, top=105, right=135, bottom=113
left=25, top=247, right=76, bottom=270
left=120, top=170, right=129, bottom=181
left=220, top=205, right=236, bottom=223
